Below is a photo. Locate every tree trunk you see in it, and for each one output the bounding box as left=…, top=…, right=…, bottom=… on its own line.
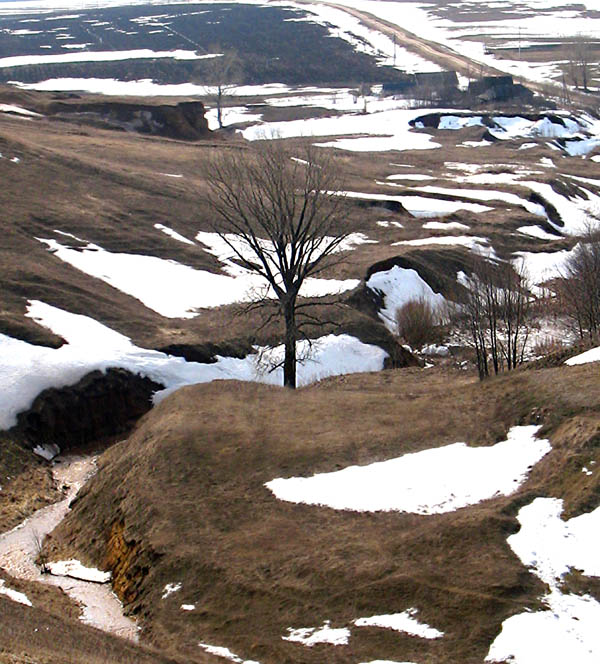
left=283, top=299, right=297, bottom=389
left=217, top=85, right=223, bottom=129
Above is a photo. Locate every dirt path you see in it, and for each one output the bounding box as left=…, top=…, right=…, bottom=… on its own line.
left=0, top=453, right=139, bottom=642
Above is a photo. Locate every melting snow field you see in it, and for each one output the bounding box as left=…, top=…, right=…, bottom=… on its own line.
left=366, top=265, right=446, bottom=333
left=265, top=425, right=550, bottom=514
left=38, top=230, right=360, bottom=318
left=0, top=300, right=388, bottom=430
left=486, top=498, right=600, bottom=664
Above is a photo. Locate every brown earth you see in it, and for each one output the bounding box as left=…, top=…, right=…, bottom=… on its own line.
left=43, top=361, right=600, bottom=664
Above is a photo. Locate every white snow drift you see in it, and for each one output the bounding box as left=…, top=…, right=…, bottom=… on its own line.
left=0, top=301, right=388, bottom=430
left=366, top=265, right=446, bottom=334
left=354, top=610, right=443, bottom=639
left=486, top=498, right=600, bottom=664
left=265, top=425, right=550, bottom=514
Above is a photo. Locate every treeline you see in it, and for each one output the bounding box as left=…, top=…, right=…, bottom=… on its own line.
left=395, top=230, right=600, bottom=380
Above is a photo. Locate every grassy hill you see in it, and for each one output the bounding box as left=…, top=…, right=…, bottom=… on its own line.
left=41, top=363, right=600, bottom=664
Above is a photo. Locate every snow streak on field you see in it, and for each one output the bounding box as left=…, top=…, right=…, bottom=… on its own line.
left=0, top=49, right=215, bottom=67
left=38, top=230, right=360, bottom=318
left=266, top=425, right=550, bottom=514
left=487, top=498, right=600, bottom=664
left=0, top=301, right=388, bottom=429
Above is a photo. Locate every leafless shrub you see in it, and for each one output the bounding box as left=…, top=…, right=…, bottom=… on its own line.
left=396, top=297, right=444, bottom=349
left=32, top=529, right=49, bottom=574
left=556, top=228, right=600, bottom=341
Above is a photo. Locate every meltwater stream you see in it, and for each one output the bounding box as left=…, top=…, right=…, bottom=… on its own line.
left=0, top=453, right=139, bottom=641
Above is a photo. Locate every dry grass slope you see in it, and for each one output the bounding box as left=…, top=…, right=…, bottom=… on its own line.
left=44, top=362, right=600, bottom=664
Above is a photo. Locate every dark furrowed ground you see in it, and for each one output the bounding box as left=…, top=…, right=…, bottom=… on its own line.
left=0, top=2, right=404, bottom=86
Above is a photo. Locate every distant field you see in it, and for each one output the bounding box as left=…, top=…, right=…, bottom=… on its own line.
left=0, top=2, right=406, bottom=85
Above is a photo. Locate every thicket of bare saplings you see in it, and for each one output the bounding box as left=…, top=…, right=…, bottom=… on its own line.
left=556, top=228, right=600, bottom=342
left=394, top=230, right=600, bottom=378
left=395, top=296, right=445, bottom=349
left=395, top=259, right=531, bottom=380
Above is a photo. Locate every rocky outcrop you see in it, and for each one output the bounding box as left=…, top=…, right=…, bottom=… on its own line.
left=13, top=368, right=163, bottom=453
left=49, top=99, right=210, bottom=141
left=103, top=521, right=155, bottom=606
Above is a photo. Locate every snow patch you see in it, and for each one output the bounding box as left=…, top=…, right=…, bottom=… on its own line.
left=38, top=233, right=358, bottom=318
left=47, top=560, right=111, bottom=583
left=486, top=498, right=600, bottom=664
left=154, top=223, right=194, bottom=246
left=266, top=426, right=550, bottom=514
left=199, top=643, right=259, bottom=663
left=283, top=621, right=350, bottom=647
left=565, top=346, right=600, bottom=366
left=0, top=579, right=32, bottom=606
left=162, top=582, right=182, bottom=599
left=33, top=443, right=60, bottom=460
left=354, top=609, right=443, bottom=639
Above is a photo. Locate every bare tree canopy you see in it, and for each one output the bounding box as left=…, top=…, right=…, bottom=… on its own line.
left=201, top=142, right=350, bottom=388
left=194, top=47, right=242, bottom=128
left=460, top=258, right=531, bottom=380
left=557, top=228, right=600, bottom=340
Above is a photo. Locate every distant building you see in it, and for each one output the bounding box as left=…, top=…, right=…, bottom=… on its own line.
left=468, top=75, right=534, bottom=102
left=382, top=71, right=459, bottom=97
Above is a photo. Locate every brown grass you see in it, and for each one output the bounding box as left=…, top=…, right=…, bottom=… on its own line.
left=43, top=362, right=600, bottom=664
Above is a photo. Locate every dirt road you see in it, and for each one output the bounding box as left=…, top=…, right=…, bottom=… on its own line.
left=299, top=0, right=595, bottom=108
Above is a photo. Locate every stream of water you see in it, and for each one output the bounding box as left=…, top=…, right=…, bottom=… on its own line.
left=0, top=453, right=139, bottom=642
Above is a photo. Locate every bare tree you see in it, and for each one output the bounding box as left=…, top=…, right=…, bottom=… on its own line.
left=460, top=258, right=531, bottom=379
left=557, top=229, right=600, bottom=340
left=194, top=47, right=242, bottom=129
left=201, top=142, right=349, bottom=388
left=568, top=34, right=596, bottom=92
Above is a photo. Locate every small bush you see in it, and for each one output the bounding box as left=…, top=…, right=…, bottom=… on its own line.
left=396, top=297, right=443, bottom=349
left=531, top=335, right=565, bottom=357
